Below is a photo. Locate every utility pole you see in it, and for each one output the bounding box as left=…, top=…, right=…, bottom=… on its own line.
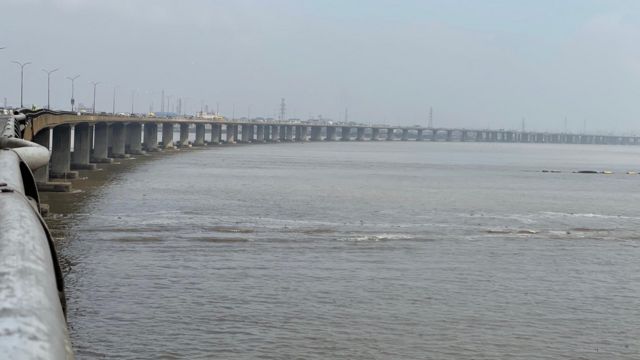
left=66, top=75, right=80, bottom=111
left=131, top=90, right=135, bottom=114
left=12, top=60, right=31, bottom=108
left=428, top=107, right=433, bottom=128
left=161, top=89, right=165, bottom=112
left=91, top=81, right=100, bottom=114
left=112, top=86, right=118, bottom=114
left=41, top=68, right=59, bottom=109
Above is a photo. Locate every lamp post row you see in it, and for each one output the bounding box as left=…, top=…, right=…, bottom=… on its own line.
left=2, top=51, right=140, bottom=115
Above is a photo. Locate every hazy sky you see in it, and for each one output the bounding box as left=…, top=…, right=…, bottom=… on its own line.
left=2, top=0, right=640, bottom=133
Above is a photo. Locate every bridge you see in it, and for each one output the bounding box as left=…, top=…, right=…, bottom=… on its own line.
left=20, top=112, right=640, bottom=192
left=1, top=109, right=639, bottom=359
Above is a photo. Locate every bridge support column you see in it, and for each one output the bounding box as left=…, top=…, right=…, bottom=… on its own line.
left=194, top=124, right=205, bottom=146
left=270, top=125, right=279, bottom=142
left=32, top=128, right=51, bottom=183
left=285, top=126, right=293, bottom=141
left=386, top=128, right=394, bottom=141
left=263, top=125, right=271, bottom=142
left=356, top=128, right=365, bottom=141
left=372, top=128, right=380, bottom=141
left=326, top=126, right=337, bottom=141
left=300, top=126, right=308, bottom=141
left=50, top=124, right=78, bottom=179
left=126, top=123, right=144, bottom=155
left=71, top=123, right=96, bottom=170
left=310, top=127, right=321, bottom=141
left=179, top=123, right=190, bottom=147
left=239, top=125, right=248, bottom=143
left=110, top=123, right=128, bottom=158
left=341, top=127, right=351, bottom=141
left=162, top=123, right=174, bottom=148
left=93, top=122, right=114, bottom=162
left=256, top=125, right=265, bottom=142
left=211, top=123, right=221, bottom=144
left=401, top=129, right=409, bottom=141
left=416, top=129, right=423, bottom=141
left=280, top=125, right=288, bottom=142
left=143, top=123, right=159, bottom=152
left=446, top=130, right=453, bottom=142
left=224, top=124, right=234, bottom=143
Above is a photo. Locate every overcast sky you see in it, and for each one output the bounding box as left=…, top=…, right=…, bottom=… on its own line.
left=2, top=0, right=640, bottom=133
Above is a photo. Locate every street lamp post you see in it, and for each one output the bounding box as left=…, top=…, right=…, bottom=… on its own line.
left=112, top=86, right=118, bottom=114
left=66, top=75, right=80, bottom=111
left=91, top=81, right=100, bottom=114
left=131, top=90, right=136, bottom=114
left=42, top=68, right=59, bottom=110
left=12, top=60, right=31, bottom=108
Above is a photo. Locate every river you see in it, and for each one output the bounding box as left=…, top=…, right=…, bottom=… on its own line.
left=46, top=141, right=640, bottom=359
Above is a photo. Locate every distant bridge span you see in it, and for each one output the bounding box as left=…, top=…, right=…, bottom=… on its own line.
left=14, top=111, right=640, bottom=190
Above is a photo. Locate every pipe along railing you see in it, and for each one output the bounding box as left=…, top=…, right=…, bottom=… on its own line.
left=0, top=113, right=73, bottom=359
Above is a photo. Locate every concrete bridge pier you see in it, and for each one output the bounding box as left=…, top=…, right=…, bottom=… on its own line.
left=386, top=128, right=394, bottom=141
left=310, top=126, right=322, bottom=141
left=126, top=123, right=144, bottom=155
left=416, top=129, right=423, bottom=141
left=162, top=123, right=174, bottom=148
left=263, top=125, right=271, bottom=142
left=194, top=124, right=205, bottom=146
left=270, top=125, right=279, bottom=142
left=326, top=126, right=337, bottom=141
left=256, top=125, right=265, bottom=143
left=461, top=131, right=468, bottom=142
left=225, top=124, right=236, bottom=143
left=49, top=124, right=78, bottom=179
left=356, top=128, right=365, bottom=141
left=294, top=126, right=302, bottom=142
left=240, top=124, right=250, bottom=143
left=371, top=128, right=380, bottom=140
left=285, top=126, right=294, bottom=141
left=300, top=126, right=308, bottom=141
left=179, top=123, right=190, bottom=147
left=341, top=127, right=351, bottom=141
left=431, top=129, right=438, bottom=141
left=211, top=123, right=221, bottom=144
left=278, top=125, right=286, bottom=142
left=143, top=123, right=159, bottom=152
left=110, top=123, right=128, bottom=158
left=446, top=130, right=453, bottom=142
left=232, top=125, right=239, bottom=143
left=71, top=123, right=97, bottom=170
left=93, top=122, right=114, bottom=162
left=401, top=129, right=409, bottom=141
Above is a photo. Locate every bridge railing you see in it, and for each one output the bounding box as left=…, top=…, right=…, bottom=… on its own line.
left=0, top=113, right=72, bottom=359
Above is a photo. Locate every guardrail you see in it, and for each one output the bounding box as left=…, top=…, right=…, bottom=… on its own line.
left=0, top=112, right=73, bottom=359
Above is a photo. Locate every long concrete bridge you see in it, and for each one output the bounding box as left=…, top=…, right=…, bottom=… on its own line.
left=2, top=108, right=640, bottom=358
left=19, top=112, right=640, bottom=190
